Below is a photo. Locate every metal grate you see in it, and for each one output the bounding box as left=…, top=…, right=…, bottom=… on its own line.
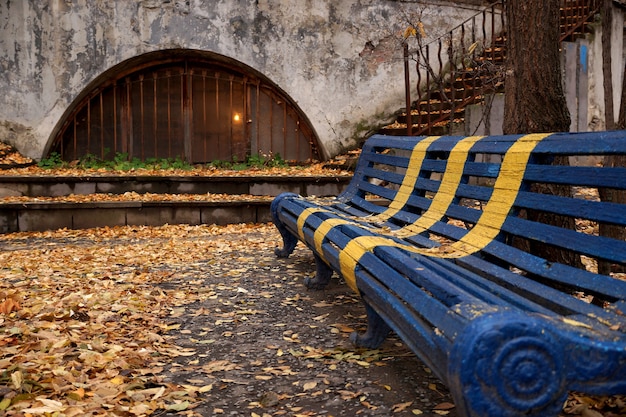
left=50, top=59, right=321, bottom=163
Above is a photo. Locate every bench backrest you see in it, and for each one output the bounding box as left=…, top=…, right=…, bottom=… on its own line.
left=338, top=132, right=626, bottom=315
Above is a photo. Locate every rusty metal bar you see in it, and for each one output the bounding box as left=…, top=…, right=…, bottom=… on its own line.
left=125, top=77, right=132, bottom=157
left=166, top=70, right=172, bottom=157
left=153, top=72, right=158, bottom=158
left=415, top=47, right=422, bottom=131
left=425, top=44, right=431, bottom=130
left=113, top=85, right=118, bottom=155
left=404, top=42, right=412, bottom=136
left=448, top=31, right=455, bottom=132
left=470, top=15, right=478, bottom=107
left=215, top=72, right=220, bottom=159
left=87, top=97, right=91, bottom=153
left=283, top=100, right=287, bottom=159
left=72, top=116, right=77, bottom=159
left=243, top=77, right=251, bottom=156
left=267, top=87, right=274, bottom=153
left=139, top=74, right=145, bottom=159
left=99, top=91, right=104, bottom=158
left=255, top=83, right=260, bottom=155
left=437, top=39, right=444, bottom=124
left=229, top=74, right=234, bottom=157
left=202, top=70, right=207, bottom=161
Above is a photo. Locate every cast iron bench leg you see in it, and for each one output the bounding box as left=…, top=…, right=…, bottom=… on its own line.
left=304, top=254, right=333, bottom=289
left=350, top=302, right=392, bottom=349
left=271, top=193, right=299, bottom=258
left=274, top=225, right=298, bottom=258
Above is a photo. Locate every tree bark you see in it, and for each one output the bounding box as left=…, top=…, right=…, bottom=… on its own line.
left=503, top=0, right=582, bottom=269
left=503, top=1, right=570, bottom=133
left=598, top=0, right=626, bottom=275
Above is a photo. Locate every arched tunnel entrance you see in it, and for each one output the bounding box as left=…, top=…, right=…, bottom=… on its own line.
left=47, top=50, right=322, bottom=164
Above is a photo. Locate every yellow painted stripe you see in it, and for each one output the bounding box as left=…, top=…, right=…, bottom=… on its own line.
left=433, top=133, right=548, bottom=257
left=338, top=133, right=549, bottom=292
left=339, top=236, right=404, bottom=292
left=393, top=135, right=484, bottom=238
left=371, top=136, right=441, bottom=222
left=313, top=217, right=354, bottom=256
left=297, top=207, right=331, bottom=241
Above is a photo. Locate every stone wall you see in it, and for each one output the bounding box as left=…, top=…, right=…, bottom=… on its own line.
left=0, top=0, right=486, bottom=160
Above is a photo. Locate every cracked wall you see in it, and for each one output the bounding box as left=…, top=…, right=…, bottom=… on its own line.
left=0, top=0, right=484, bottom=159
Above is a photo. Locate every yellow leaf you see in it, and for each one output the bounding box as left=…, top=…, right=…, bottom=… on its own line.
left=152, top=386, right=166, bottom=400
left=110, top=375, right=125, bottom=385
left=0, top=398, right=10, bottom=410
left=403, top=27, right=417, bottom=39
left=303, top=381, right=317, bottom=391
left=10, top=371, right=23, bottom=390
left=130, top=403, right=153, bottom=414
left=412, top=410, right=424, bottom=415
left=67, top=388, right=85, bottom=401
left=166, top=401, right=190, bottom=411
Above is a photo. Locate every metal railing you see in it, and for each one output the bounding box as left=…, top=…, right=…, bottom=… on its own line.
left=397, top=0, right=601, bottom=136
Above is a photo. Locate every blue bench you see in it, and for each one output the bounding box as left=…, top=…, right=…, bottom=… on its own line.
left=270, top=132, right=626, bottom=417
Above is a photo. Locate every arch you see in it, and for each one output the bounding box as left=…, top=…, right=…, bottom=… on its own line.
left=46, top=49, right=322, bottom=164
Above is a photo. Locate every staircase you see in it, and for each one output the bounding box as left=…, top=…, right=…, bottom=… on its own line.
left=380, top=0, right=600, bottom=137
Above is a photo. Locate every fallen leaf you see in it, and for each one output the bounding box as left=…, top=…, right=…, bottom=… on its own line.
left=393, top=401, right=413, bottom=412
left=303, top=381, right=318, bottom=391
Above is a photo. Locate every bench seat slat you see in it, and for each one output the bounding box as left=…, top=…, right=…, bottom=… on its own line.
left=523, top=165, right=626, bottom=189
left=514, top=192, right=626, bottom=225
left=374, top=246, right=558, bottom=316
left=503, top=216, right=626, bottom=263
left=423, top=217, right=626, bottom=303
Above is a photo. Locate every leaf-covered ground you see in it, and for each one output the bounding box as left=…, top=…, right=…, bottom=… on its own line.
left=0, top=143, right=623, bottom=416
left=1, top=224, right=624, bottom=417
left=0, top=146, right=352, bottom=179
left=0, top=223, right=455, bottom=417
left=0, top=192, right=274, bottom=205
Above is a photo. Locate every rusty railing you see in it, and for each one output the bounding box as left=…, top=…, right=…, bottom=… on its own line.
left=400, top=0, right=601, bottom=136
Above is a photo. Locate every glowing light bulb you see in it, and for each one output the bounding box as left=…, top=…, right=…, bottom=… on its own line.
left=233, top=113, right=241, bottom=122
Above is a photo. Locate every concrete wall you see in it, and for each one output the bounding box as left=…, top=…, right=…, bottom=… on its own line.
left=587, top=6, right=625, bottom=130
left=0, top=0, right=485, bottom=160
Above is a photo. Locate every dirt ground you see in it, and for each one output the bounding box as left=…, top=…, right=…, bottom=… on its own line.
left=158, top=233, right=456, bottom=417
left=0, top=223, right=455, bottom=417
left=1, top=223, right=621, bottom=417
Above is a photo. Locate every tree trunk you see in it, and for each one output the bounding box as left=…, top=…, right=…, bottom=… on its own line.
left=503, top=1, right=570, bottom=133
left=503, top=0, right=582, bottom=269
left=598, top=0, right=626, bottom=275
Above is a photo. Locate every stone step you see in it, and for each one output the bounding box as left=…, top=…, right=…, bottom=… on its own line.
left=0, top=174, right=351, bottom=198
left=0, top=198, right=273, bottom=233
left=0, top=174, right=352, bottom=233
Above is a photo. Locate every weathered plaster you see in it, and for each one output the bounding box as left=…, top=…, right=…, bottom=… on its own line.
left=587, top=8, right=625, bottom=130
left=0, top=0, right=484, bottom=159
